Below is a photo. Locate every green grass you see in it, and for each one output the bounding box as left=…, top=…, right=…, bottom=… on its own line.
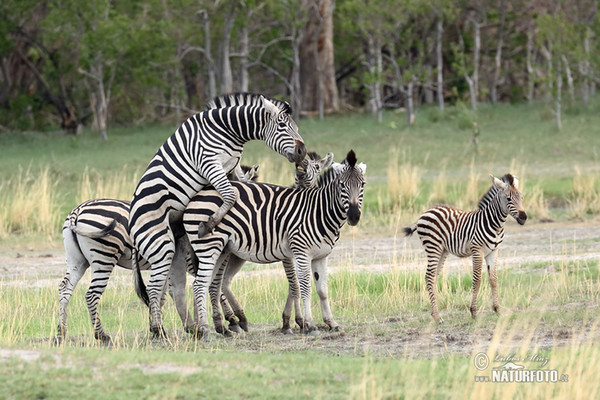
left=1, top=101, right=600, bottom=238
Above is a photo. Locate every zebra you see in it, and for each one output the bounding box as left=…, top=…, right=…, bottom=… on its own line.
left=212, top=151, right=335, bottom=334
left=403, top=174, right=527, bottom=323
left=128, top=93, right=306, bottom=337
left=57, top=166, right=259, bottom=344
left=177, top=150, right=366, bottom=338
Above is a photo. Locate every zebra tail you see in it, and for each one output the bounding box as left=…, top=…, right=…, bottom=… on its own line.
left=132, top=248, right=150, bottom=308
left=70, top=218, right=117, bottom=239
left=402, top=225, right=417, bottom=237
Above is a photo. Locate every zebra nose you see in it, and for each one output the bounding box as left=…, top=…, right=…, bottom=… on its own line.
left=517, top=211, right=527, bottom=225
left=347, top=203, right=361, bottom=226
left=294, top=140, right=306, bottom=163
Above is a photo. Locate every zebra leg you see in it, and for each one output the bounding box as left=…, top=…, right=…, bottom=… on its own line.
left=470, top=251, right=484, bottom=318
left=312, top=258, right=340, bottom=332
left=191, top=246, right=227, bottom=339
left=85, top=263, right=115, bottom=344
left=198, top=165, right=238, bottom=237
left=221, top=255, right=248, bottom=332
left=295, top=254, right=318, bottom=334
left=209, top=256, right=233, bottom=337
left=425, top=250, right=445, bottom=323
left=141, top=226, right=176, bottom=339
left=168, top=237, right=195, bottom=333
left=281, top=260, right=301, bottom=334
left=485, top=250, right=500, bottom=315
left=57, top=237, right=89, bottom=343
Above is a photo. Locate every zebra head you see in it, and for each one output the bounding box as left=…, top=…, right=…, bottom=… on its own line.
left=295, top=151, right=334, bottom=188
left=491, top=174, right=527, bottom=225
left=261, top=96, right=306, bottom=164
left=337, top=150, right=367, bottom=226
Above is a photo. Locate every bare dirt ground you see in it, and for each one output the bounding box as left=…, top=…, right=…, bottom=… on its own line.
left=1, top=220, right=599, bottom=362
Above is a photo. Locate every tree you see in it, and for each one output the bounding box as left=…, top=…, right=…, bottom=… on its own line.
left=300, top=0, right=339, bottom=117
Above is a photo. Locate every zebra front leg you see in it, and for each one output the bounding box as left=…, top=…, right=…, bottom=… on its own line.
left=57, top=256, right=89, bottom=344
left=191, top=246, right=225, bottom=340
left=485, top=250, right=500, bottom=315
left=312, top=258, right=340, bottom=331
left=209, top=254, right=234, bottom=337
left=85, top=265, right=114, bottom=344
left=295, top=254, right=318, bottom=335
left=425, top=251, right=445, bottom=323
left=198, top=166, right=238, bottom=237
left=470, top=251, right=484, bottom=318
left=281, top=260, right=301, bottom=334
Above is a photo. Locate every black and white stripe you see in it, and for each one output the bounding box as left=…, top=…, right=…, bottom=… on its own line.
left=180, top=150, right=366, bottom=337
left=128, top=93, right=305, bottom=337
left=403, top=174, right=527, bottom=322
left=57, top=167, right=259, bottom=343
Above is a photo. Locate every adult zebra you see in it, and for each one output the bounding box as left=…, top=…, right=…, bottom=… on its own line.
left=57, top=167, right=259, bottom=344
left=403, top=174, right=527, bottom=323
left=129, top=93, right=306, bottom=337
left=179, top=150, right=366, bottom=337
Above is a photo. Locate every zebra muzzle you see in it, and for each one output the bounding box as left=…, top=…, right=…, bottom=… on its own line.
left=290, top=140, right=306, bottom=163
left=347, top=203, right=361, bottom=226
left=517, top=211, right=527, bottom=225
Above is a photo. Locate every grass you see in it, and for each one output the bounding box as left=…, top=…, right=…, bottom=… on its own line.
left=0, top=254, right=599, bottom=398
left=1, top=101, right=600, bottom=397
left=1, top=101, right=600, bottom=238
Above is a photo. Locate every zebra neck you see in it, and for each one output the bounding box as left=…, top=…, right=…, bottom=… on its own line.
left=481, top=195, right=508, bottom=231
left=321, top=179, right=347, bottom=228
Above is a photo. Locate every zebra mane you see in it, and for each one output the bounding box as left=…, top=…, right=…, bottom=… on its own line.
left=478, top=174, right=514, bottom=209
left=204, top=93, right=292, bottom=115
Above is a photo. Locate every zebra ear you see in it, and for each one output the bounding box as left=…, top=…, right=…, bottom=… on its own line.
left=321, top=152, right=334, bottom=169
left=490, top=174, right=507, bottom=190
left=357, top=162, right=367, bottom=175
left=512, top=176, right=519, bottom=189
left=261, top=96, right=281, bottom=116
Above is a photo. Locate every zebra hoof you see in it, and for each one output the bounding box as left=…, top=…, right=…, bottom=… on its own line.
left=239, top=322, right=249, bottom=332
left=150, top=326, right=168, bottom=340
left=303, top=326, right=320, bottom=336
left=52, top=335, right=64, bottom=346
left=192, top=325, right=210, bottom=340
left=330, top=325, right=342, bottom=332
left=95, top=332, right=112, bottom=345
left=229, top=324, right=243, bottom=334
left=198, top=218, right=215, bottom=238
left=282, top=327, right=293, bottom=335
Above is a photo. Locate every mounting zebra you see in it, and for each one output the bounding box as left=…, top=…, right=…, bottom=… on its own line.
left=57, top=166, right=258, bottom=344
left=128, top=93, right=306, bottom=337
left=178, top=150, right=366, bottom=337
left=403, top=174, right=527, bottom=323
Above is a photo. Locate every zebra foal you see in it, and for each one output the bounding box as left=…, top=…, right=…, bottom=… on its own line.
left=404, top=174, right=527, bottom=323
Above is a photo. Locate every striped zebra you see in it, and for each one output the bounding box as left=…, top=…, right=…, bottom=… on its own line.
left=178, top=150, right=366, bottom=337
left=403, top=174, right=527, bottom=323
left=57, top=167, right=258, bottom=344
left=129, top=93, right=306, bottom=337
left=212, top=151, right=335, bottom=334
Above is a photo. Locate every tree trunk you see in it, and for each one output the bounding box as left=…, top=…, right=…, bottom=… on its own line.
left=290, top=25, right=302, bottom=121
left=201, top=11, right=216, bottom=99
left=472, top=20, right=480, bottom=110
left=436, top=18, right=444, bottom=111
left=406, top=76, right=414, bottom=125
left=240, top=22, right=249, bottom=92
left=220, top=8, right=236, bottom=94
left=561, top=54, right=574, bottom=104
left=365, top=36, right=382, bottom=122
left=491, top=0, right=506, bottom=103
left=580, top=29, right=590, bottom=105
left=526, top=28, right=535, bottom=103
left=299, top=0, right=338, bottom=114
left=555, top=59, right=562, bottom=131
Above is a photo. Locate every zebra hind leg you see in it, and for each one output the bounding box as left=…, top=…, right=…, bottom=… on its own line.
left=425, top=251, right=445, bottom=323
left=470, top=251, right=484, bottom=318
left=485, top=250, right=500, bottom=315
left=85, top=264, right=115, bottom=344
left=57, top=260, right=89, bottom=344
